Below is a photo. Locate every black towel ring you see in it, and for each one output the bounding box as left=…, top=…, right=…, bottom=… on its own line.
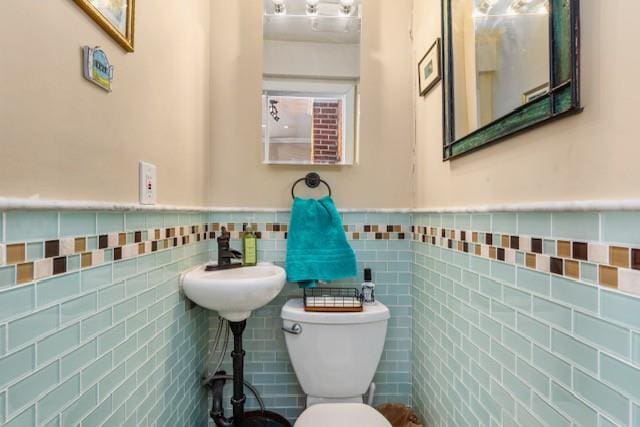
left=291, top=172, right=332, bottom=200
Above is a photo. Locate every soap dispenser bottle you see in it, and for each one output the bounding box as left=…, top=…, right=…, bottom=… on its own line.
left=242, top=226, right=257, bottom=266
left=361, top=268, right=375, bottom=304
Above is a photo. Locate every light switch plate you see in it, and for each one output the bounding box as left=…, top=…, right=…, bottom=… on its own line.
left=139, top=161, right=157, bottom=205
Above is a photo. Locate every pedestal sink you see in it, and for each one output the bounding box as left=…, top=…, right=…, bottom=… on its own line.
left=181, top=262, right=286, bottom=321
left=180, top=261, right=290, bottom=427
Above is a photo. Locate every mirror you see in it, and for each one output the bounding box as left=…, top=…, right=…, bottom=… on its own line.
left=262, top=0, right=361, bottom=165
left=442, top=0, right=581, bottom=159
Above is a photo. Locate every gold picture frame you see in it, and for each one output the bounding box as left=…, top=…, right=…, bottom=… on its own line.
left=73, top=0, right=135, bottom=52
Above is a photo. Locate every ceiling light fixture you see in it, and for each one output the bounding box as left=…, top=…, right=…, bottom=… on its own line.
left=272, top=0, right=286, bottom=16
left=339, top=0, right=355, bottom=16
left=306, top=0, right=319, bottom=16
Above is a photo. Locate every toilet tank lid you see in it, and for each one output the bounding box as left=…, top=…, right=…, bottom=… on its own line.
left=281, top=298, right=390, bottom=324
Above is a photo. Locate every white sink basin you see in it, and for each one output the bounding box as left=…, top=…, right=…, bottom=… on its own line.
left=181, top=262, right=286, bottom=321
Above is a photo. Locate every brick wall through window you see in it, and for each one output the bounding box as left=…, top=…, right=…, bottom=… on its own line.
left=312, top=100, right=342, bottom=163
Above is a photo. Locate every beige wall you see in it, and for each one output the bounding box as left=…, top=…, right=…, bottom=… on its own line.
left=413, top=0, right=640, bottom=209
left=208, top=0, right=414, bottom=209
left=0, top=0, right=211, bottom=206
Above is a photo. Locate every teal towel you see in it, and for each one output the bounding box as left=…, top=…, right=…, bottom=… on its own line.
left=285, top=196, right=357, bottom=288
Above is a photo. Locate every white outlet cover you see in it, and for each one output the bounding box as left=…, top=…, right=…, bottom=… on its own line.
left=139, top=161, right=157, bottom=205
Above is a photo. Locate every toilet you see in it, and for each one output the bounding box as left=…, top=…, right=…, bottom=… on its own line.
left=281, top=298, right=391, bottom=427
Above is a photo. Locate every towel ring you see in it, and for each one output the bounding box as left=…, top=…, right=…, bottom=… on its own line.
left=291, top=173, right=332, bottom=200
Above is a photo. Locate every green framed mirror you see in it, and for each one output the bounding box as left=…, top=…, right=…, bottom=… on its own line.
left=442, top=0, right=582, bottom=160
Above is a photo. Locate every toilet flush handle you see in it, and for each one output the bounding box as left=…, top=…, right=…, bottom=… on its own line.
left=281, top=323, right=302, bottom=335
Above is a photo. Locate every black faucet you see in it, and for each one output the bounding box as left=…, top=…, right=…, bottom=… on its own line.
left=207, top=227, right=243, bottom=271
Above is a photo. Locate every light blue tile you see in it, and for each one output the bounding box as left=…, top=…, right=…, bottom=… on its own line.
left=97, top=323, right=126, bottom=355
left=113, top=259, right=136, bottom=280
left=503, top=369, right=530, bottom=404
left=491, top=300, right=515, bottom=327
left=502, top=329, right=530, bottom=361
left=492, top=213, right=517, bottom=234
left=37, top=273, right=80, bottom=307
left=634, top=404, right=640, bottom=427
left=61, top=293, right=97, bottom=324
left=517, top=268, right=550, bottom=296
left=516, top=358, right=549, bottom=397
left=0, top=346, right=35, bottom=388
left=517, top=213, right=551, bottom=237
left=600, top=353, right=640, bottom=402
left=574, top=312, right=630, bottom=357
left=517, top=313, right=550, bottom=347
left=60, top=212, right=96, bottom=238
left=532, top=297, right=571, bottom=330
left=26, top=242, right=43, bottom=261
left=37, top=375, right=80, bottom=425
left=61, top=385, right=98, bottom=427
left=602, top=212, right=640, bottom=245
left=61, top=342, right=97, bottom=378
left=550, top=276, right=598, bottom=313
left=454, top=214, right=471, bottom=229
left=469, top=255, right=491, bottom=275
left=146, top=212, right=164, bottom=228
left=581, top=262, right=598, bottom=284
left=491, top=261, right=515, bottom=284
left=532, top=345, right=571, bottom=387
left=125, top=213, right=146, bottom=231
left=552, top=330, right=598, bottom=374
left=5, top=405, right=35, bottom=427
left=503, top=287, right=531, bottom=312
left=0, top=325, right=5, bottom=355
left=471, top=214, right=491, bottom=232
left=7, top=361, right=59, bottom=414
left=81, top=309, right=112, bottom=340
left=573, top=368, right=629, bottom=424
left=67, top=255, right=80, bottom=272
left=551, top=212, right=599, bottom=241
left=0, top=392, right=4, bottom=425
left=601, top=290, right=640, bottom=330
left=6, top=211, right=58, bottom=243
left=9, top=306, right=59, bottom=349
left=633, top=333, right=640, bottom=366
left=441, top=214, right=454, bottom=228
left=0, top=266, right=16, bottom=288
left=543, top=239, right=556, bottom=256
left=531, top=393, right=570, bottom=427
left=81, top=264, right=113, bottom=292
left=38, top=324, right=80, bottom=365
left=96, top=213, right=124, bottom=234
left=98, top=282, right=125, bottom=309
left=550, top=382, right=597, bottom=427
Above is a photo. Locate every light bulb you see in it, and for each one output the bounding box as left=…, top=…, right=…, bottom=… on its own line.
left=272, top=0, right=286, bottom=15
left=306, top=0, right=319, bottom=16
left=339, top=0, right=354, bottom=16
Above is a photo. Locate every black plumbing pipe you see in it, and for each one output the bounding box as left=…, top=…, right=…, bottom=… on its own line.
left=209, top=372, right=234, bottom=427
left=229, top=320, right=247, bottom=424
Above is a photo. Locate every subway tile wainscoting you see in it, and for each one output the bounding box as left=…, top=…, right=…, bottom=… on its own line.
left=1, top=208, right=640, bottom=426
left=412, top=212, right=640, bottom=427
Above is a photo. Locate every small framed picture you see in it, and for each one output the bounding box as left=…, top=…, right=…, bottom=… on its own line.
left=73, top=0, right=135, bottom=52
left=522, top=83, right=550, bottom=104
left=418, top=39, right=442, bottom=96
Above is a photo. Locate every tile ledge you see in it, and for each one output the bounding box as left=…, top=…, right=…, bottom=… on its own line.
left=0, top=197, right=412, bottom=213
left=413, top=199, right=640, bottom=213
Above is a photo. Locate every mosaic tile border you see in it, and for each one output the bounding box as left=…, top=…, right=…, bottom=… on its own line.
left=411, top=225, right=640, bottom=297
left=0, top=221, right=410, bottom=288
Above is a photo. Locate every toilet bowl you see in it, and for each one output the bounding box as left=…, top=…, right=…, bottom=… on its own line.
left=281, top=298, right=390, bottom=424
left=294, top=403, right=391, bottom=427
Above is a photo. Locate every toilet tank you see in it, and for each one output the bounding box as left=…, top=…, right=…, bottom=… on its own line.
left=281, top=299, right=390, bottom=400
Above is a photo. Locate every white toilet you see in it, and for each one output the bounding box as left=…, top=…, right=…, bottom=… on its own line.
left=281, top=298, right=392, bottom=427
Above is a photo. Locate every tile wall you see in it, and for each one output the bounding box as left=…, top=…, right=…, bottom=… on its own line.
left=207, top=211, right=413, bottom=424
left=0, top=211, right=212, bottom=427
left=412, top=211, right=640, bottom=427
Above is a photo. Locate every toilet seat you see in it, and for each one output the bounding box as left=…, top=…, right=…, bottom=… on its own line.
left=294, top=403, right=391, bottom=427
